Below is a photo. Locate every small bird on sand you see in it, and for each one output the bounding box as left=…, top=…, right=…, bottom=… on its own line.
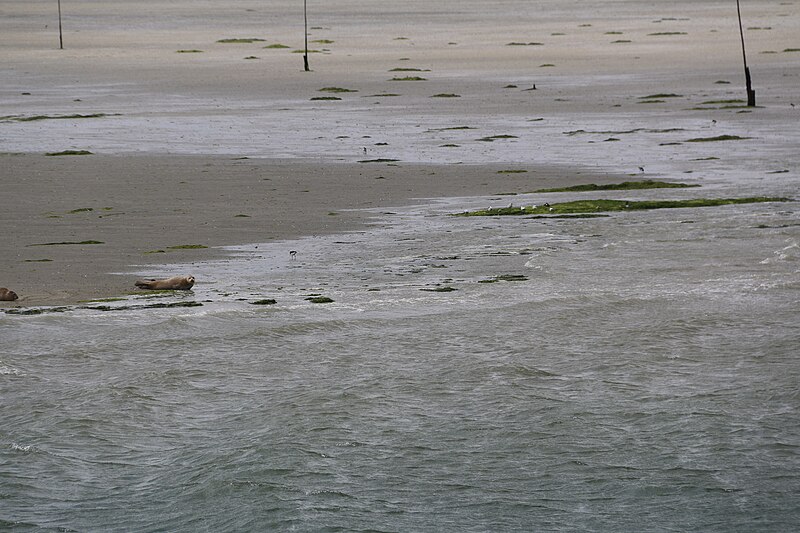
left=289, top=250, right=297, bottom=260
left=638, top=166, right=645, bottom=173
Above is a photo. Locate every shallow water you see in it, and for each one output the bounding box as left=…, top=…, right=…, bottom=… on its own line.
left=2, top=181, right=799, bottom=531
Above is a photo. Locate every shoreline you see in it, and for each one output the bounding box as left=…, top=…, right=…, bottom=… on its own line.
left=0, top=153, right=627, bottom=307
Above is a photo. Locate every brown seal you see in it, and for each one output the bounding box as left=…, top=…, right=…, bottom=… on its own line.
left=0, top=288, right=19, bottom=301
left=135, top=275, right=195, bottom=290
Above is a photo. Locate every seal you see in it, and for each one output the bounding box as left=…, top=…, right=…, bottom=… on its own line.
left=134, top=275, right=195, bottom=290
left=0, top=288, right=19, bottom=301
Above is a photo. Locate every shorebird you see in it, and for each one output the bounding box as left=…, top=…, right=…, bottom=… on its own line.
left=638, top=166, right=645, bottom=173
left=289, top=250, right=297, bottom=260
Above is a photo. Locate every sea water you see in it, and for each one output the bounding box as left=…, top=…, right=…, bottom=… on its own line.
left=2, top=175, right=798, bottom=531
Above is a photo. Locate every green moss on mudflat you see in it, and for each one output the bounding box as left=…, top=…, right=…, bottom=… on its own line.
left=306, top=296, right=334, bottom=303
left=431, top=93, right=461, bottom=98
left=534, top=180, right=699, bottom=193
left=4, top=113, right=109, bottom=122
left=358, top=158, right=400, bottom=163
left=68, top=207, right=94, bottom=214
left=389, top=67, right=429, bottom=72
left=476, top=135, right=518, bottom=142
left=263, top=43, right=290, bottom=49
left=685, top=135, right=749, bottom=142
left=251, top=299, right=277, bottom=305
left=480, top=274, right=529, bottom=283
left=420, top=286, right=457, bottom=292
left=46, top=150, right=93, bottom=156
left=177, top=49, right=203, bottom=53
left=167, top=244, right=208, bottom=250
left=28, top=240, right=103, bottom=246
left=640, top=93, right=682, bottom=99
left=497, top=169, right=528, bottom=174
left=310, top=96, right=342, bottom=101
left=390, top=76, right=427, bottom=81
left=454, top=197, right=790, bottom=216
left=319, top=87, right=358, bottom=93
left=217, top=38, right=266, bottom=43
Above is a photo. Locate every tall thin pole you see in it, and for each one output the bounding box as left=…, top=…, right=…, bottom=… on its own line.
left=303, top=0, right=310, bottom=71
left=736, top=0, right=756, bottom=106
left=57, top=0, right=63, bottom=49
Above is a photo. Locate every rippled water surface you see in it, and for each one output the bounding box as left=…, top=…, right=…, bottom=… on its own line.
left=2, top=184, right=799, bottom=531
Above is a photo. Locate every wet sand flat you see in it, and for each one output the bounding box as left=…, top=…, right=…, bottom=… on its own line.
left=1, top=0, right=798, bottom=305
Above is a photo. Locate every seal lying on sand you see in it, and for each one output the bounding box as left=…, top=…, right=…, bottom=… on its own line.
left=135, top=275, right=195, bottom=290
left=0, top=288, right=19, bottom=301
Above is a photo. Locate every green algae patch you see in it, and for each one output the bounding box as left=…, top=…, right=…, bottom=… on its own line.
left=46, top=150, right=92, bottom=156
left=454, top=197, right=791, bottom=217
left=534, top=180, right=700, bottom=193
left=24, top=258, right=53, bottom=262
left=390, top=76, right=427, bottom=81
left=217, top=38, right=266, bottom=43
left=5, top=307, right=70, bottom=316
left=311, top=96, right=342, bottom=101
left=68, top=207, right=94, bottom=214
left=4, top=113, right=110, bottom=122
left=28, top=240, right=103, bottom=246
left=144, top=250, right=166, bottom=254
left=477, top=135, right=518, bottom=142
left=479, top=274, right=529, bottom=283
left=497, top=169, right=528, bottom=174
left=177, top=49, right=203, bottom=53
left=319, top=87, right=358, bottom=93
left=640, top=93, right=682, bottom=99
left=251, top=299, right=277, bottom=305
left=431, top=93, right=461, bottom=98
left=685, top=135, right=749, bottom=142
left=389, top=67, right=430, bottom=72
left=306, top=296, right=334, bottom=303
left=263, top=43, right=290, bottom=49
left=420, top=286, right=457, bottom=292
left=358, top=158, right=400, bottom=163
left=167, top=244, right=208, bottom=250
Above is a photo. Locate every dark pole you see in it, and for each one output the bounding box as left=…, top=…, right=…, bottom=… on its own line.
left=57, top=0, right=63, bottom=49
left=736, top=0, right=756, bottom=106
left=303, top=0, right=310, bottom=71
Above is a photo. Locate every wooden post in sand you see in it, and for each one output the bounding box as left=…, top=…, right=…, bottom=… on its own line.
left=736, top=0, right=756, bottom=106
left=303, top=0, right=310, bottom=71
left=57, top=0, right=64, bottom=49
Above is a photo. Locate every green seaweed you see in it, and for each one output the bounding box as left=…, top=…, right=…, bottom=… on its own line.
left=251, top=299, right=277, bottom=305
left=28, top=240, right=103, bottom=246
left=167, top=244, right=208, bottom=250
left=4, top=113, right=109, bottom=122
left=454, top=197, right=790, bottom=217
left=46, top=150, right=92, bottom=156
left=263, top=44, right=290, bottom=49
left=420, top=286, right=457, bottom=292
left=310, top=96, right=341, bottom=101
left=390, top=76, right=426, bottom=81
left=306, top=296, right=334, bottom=303
left=431, top=93, right=460, bottom=98
left=319, top=87, right=358, bottom=93
left=389, top=67, right=430, bottom=72
left=476, top=135, right=518, bottom=142
left=640, top=93, right=682, bottom=99
left=685, top=135, right=748, bottom=142
left=497, top=170, right=528, bottom=174
left=217, top=38, right=266, bottom=43
left=68, top=208, right=94, bottom=214
left=533, top=180, right=700, bottom=193
left=479, top=274, right=529, bottom=283
left=177, top=49, right=203, bottom=53
left=24, top=258, right=52, bottom=262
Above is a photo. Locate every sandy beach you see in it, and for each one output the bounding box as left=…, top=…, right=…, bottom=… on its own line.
left=2, top=0, right=798, bottom=305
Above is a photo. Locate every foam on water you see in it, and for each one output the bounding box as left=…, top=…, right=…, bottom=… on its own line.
left=2, top=174, right=798, bottom=530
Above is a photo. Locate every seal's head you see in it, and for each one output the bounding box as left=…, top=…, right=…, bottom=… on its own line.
left=0, top=288, right=19, bottom=301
